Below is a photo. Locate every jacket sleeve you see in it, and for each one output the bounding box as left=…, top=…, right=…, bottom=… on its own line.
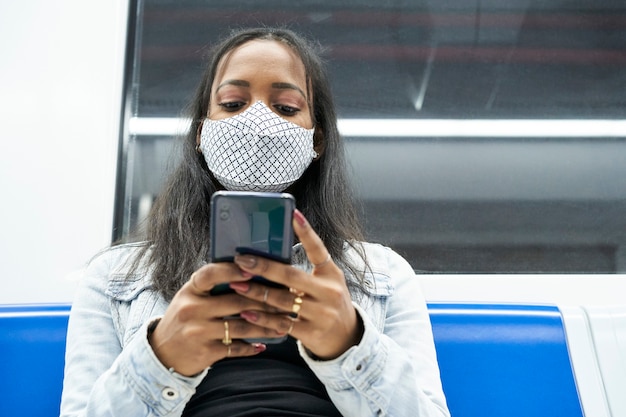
left=59, top=250, right=207, bottom=417
left=299, top=245, right=450, bottom=417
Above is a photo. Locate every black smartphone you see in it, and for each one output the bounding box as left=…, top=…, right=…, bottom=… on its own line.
left=209, top=191, right=295, bottom=344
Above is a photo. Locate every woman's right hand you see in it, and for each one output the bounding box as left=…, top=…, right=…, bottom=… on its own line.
left=147, top=262, right=283, bottom=376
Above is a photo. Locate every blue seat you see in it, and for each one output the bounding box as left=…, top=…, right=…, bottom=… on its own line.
left=430, top=304, right=584, bottom=417
left=0, top=304, right=71, bottom=417
left=0, top=303, right=584, bottom=417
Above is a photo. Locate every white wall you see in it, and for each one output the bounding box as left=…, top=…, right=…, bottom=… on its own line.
left=0, top=0, right=129, bottom=303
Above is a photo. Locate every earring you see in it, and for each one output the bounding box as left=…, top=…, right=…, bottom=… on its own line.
left=195, top=144, right=202, bottom=154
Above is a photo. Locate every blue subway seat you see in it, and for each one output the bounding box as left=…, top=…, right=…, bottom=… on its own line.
left=0, top=303, right=584, bottom=417
left=0, top=304, right=71, bottom=417
left=429, top=304, right=584, bottom=417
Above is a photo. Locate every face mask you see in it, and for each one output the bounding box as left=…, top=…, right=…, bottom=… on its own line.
left=199, top=101, right=317, bottom=192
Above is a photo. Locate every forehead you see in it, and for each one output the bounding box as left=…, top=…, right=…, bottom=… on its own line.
left=212, top=39, right=308, bottom=92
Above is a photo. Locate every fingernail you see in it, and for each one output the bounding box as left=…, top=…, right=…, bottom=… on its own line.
left=293, top=209, right=307, bottom=227
left=253, top=343, right=267, bottom=353
left=240, top=311, right=258, bottom=322
left=235, top=254, right=257, bottom=268
left=229, top=282, right=250, bottom=293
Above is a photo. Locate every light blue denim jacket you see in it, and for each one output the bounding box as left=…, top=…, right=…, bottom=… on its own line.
left=60, top=242, right=449, bottom=417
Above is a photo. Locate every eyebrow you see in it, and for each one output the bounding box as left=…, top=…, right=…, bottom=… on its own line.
left=215, top=79, right=250, bottom=92
left=215, top=79, right=307, bottom=100
left=271, top=82, right=307, bottom=99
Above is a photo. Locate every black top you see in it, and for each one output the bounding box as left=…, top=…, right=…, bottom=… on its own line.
left=182, top=337, right=344, bottom=417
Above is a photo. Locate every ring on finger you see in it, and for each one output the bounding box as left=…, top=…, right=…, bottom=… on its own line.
left=291, top=294, right=304, bottom=315
left=222, top=320, right=232, bottom=346
left=263, top=288, right=270, bottom=303
left=312, top=253, right=332, bottom=268
left=289, top=287, right=305, bottom=297
left=226, top=345, right=232, bottom=358
left=287, top=319, right=295, bottom=335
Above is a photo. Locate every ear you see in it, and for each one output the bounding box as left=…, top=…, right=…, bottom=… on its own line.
left=313, top=127, right=325, bottom=160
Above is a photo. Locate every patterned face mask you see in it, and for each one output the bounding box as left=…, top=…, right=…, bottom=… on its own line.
left=200, top=101, right=317, bottom=192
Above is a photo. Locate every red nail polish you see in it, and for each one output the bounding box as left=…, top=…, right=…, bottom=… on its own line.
left=229, top=282, right=250, bottom=293
left=240, top=311, right=258, bottom=322
left=235, top=254, right=257, bottom=269
left=253, top=343, right=267, bottom=353
left=293, top=209, right=307, bottom=227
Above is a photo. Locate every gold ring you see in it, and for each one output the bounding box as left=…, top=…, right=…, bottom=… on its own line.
left=287, top=319, right=295, bottom=334
left=263, top=288, right=270, bottom=303
left=312, top=254, right=332, bottom=268
left=292, top=295, right=304, bottom=315
left=226, top=345, right=231, bottom=358
left=222, top=321, right=232, bottom=346
left=289, top=287, right=305, bottom=297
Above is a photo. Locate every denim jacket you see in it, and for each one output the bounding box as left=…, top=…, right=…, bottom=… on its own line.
left=60, top=242, right=449, bottom=417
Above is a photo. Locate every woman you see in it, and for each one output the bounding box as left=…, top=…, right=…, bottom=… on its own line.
left=60, top=27, right=449, bottom=417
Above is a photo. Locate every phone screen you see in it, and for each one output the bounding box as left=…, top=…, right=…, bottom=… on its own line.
left=210, top=191, right=295, bottom=264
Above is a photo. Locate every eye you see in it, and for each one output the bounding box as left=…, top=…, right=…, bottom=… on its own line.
left=274, top=104, right=299, bottom=116
left=218, top=101, right=246, bottom=111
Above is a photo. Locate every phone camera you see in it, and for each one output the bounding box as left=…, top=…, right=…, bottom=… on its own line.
left=219, top=204, right=230, bottom=220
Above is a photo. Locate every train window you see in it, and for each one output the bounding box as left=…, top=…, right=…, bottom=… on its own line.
left=116, top=0, right=626, bottom=273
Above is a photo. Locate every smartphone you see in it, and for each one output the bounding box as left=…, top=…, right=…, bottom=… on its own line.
left=209, top=191, right=295, bottom=344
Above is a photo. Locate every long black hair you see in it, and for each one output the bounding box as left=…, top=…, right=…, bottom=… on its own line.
left=129, top=27, right=366, bottom=300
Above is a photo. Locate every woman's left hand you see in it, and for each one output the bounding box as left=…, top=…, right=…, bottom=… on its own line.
left=229, top=209, right=363, bottom=360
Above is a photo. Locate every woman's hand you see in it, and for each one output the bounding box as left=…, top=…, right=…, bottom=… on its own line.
left=148, top=262, right=283, bottom=376
left=230, top=209, right=364, bottom=360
